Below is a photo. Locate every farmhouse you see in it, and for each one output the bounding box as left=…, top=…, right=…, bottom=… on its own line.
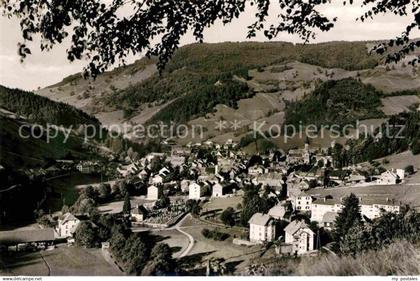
left=284, top=220, right=315, bottom=255
left=286, top=144, right=311, bottom=165
left=171, top=145, right=191, bottom=156
left=217, top=157, right=235, bottom=172
left=377, top=170, right=400, bottom=185
left=346, top=173, right=366, bottom=185
left=76, top=161, right=98, bottom=174
left=56, top=212, right=82, bottom=238
left=248, top=213, right=276, bottom=243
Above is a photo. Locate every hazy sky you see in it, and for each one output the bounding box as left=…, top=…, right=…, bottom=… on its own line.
left=1, top=1, right=419, bottom=90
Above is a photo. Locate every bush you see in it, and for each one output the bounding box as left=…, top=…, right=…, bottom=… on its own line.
left=404, top=165, right=414, bottom=175
left=201, top=228, right=230, bottom=241
left=220, top=207, right=236, bottom=227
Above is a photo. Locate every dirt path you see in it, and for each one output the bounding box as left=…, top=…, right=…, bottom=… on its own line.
left=39, top=252, right=51, bottom=276
left=169, top=214, right=195, bottom=258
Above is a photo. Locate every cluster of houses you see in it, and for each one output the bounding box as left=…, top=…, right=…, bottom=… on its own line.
left=247, top=191, right=402, bottom=255
left=111, top=140, right=408, bottom=256
left=2, top=140, right=408, bottom=256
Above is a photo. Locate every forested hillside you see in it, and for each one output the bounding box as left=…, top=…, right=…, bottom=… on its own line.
left=0, top=85, right=100, bottom=127
left=284, top=78, right=385, bottom=128
left=104, top=41, right=381, bottom=123
left=341, top=110, right=420, bottom=164
left=0, top=116, right=99, bottom=169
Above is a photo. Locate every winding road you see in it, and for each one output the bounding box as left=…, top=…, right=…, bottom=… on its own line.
left=168, top=213, right=195, bottom=258
left=174, top=214, right=194, bottom=258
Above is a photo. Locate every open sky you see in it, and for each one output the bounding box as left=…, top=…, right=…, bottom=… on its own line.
left=0, top=1, right=419, bottom=90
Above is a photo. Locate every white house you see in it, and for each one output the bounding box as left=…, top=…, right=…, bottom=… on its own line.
left=248, top=213, right=276, bottom=243
left=377, top=170, right=400, bottom=185
left=284, top=220, right=315, bottom=255
left=150, top=174, right=164, bottom=185
left=359, top=199, right=401, bottom=220
left=294, top=194, right=312, bottom=211
left=311, top=197, right=401, bottom=224
left=212, top=182, right=224, bottom=198
left=311, top=199, right=344, bottom=223
left=147, top=185, right=162, bottom=200
left=55, top=213, right=81, bottom=238
left=396, top=169, right=405, bottom=180
left=189, top=182, right=204, bottom=200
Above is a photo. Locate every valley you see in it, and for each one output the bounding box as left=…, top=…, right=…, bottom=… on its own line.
left=1, top=40, right=420, bottom=277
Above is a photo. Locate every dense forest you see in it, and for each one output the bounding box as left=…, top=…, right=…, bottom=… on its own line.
left=0, top=85, right=100, bottom=127
left=148, top=80, right=252, bottom=123
left=330, top=110, right=420, bottom=167
left=103, top=41, right=381, bottom=123
left=284, top=78, right=385, bottom=129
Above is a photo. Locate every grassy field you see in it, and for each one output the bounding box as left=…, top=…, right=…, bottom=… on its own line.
left=296, top=240, right=420, bottom=275
left=380, top=95, right=420, bottom=116
left=202, top=196, right=242, bottom=212
left=306, top=176, right=420, bottom=208
left=0, top=246, right=122, bottom=276
left=178, top=216, right=273, bottom=274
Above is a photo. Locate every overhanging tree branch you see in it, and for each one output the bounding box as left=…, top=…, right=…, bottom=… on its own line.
left=2, top=0, right=419, bottom=77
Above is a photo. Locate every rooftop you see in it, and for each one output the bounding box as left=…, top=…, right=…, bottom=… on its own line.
left=284, top=220, right=312, bottom=235
left=0, top=228, right=55, bottom=245
left=248, top=213, right=273, bottom=226
left=322, top=212, right=338, bottom=223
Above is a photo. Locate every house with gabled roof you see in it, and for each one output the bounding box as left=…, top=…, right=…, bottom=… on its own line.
left=150, top=174, right=164, bottom=185
left=377, top=170, right=401, bottom=185
left=321, top=212, right=338, bottom=230
left=189, top=182, right=204, bottom=200
left=248, top=213, right=276, bottom=243
left=268, top=204, right=287, bottom=220
left=55, top=212, right=82, bottom=238
left=284, top=220, right=315, bottom=255
left=147, top=185, right=162, bottom=200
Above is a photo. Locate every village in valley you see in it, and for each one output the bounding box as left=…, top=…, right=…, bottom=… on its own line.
left=1, top=135, right=418, bottom=275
